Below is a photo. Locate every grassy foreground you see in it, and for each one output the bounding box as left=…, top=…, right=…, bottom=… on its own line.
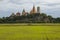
left=0, top=24, right=60, bottom=40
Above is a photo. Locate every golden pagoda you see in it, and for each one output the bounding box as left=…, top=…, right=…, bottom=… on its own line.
left=30, top=5, right=36, bottom=14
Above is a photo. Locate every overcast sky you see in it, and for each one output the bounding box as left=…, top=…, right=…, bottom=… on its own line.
left=0, top=0, right=60, bottom=18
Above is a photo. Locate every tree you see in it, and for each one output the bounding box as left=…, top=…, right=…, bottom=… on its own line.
left=0, top=18, right=3, bottom=23
left=48, top=15, right=53, bottom=23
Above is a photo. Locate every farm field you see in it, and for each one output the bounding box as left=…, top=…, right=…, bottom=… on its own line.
left=0, top=23, right=60, bottom=40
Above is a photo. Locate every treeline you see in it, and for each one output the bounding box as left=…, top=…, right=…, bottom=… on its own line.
left=0, top=13, right=60, bottom=23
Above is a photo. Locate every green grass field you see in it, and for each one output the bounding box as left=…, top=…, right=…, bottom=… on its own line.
left=0, top=23, right=60, bottom=40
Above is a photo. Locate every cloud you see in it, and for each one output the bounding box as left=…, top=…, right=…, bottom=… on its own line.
left=0, top=0, right=3, bottom=1
left=0, top=0, right=60, bottom=17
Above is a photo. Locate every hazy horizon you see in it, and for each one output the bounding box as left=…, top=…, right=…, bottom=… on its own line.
left=0, top=0, right=60, bottom=18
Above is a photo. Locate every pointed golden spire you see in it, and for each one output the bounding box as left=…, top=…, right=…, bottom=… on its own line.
left=30, top=5, right=36, bottom=14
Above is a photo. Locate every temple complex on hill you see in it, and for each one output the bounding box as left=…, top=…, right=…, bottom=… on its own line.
left=10, top=5, right=40, bottom=17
